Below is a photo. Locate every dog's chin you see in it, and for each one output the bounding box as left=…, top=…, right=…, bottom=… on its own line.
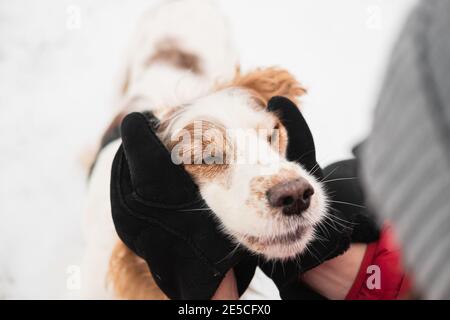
left=236, top=224, right=316, bottom=261
left=230, top=192, right=327, bottom=260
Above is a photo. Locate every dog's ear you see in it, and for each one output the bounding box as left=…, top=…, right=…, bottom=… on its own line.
left=229, top=67, right=306, bottom=107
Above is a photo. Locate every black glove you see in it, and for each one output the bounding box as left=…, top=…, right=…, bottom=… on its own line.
left=110, top=112, right=256, bottom=300
left=258, top=96, right=380, bottom=299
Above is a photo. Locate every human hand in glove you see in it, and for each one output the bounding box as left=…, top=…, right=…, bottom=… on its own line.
left=110, top=112, right=256, bottom=300
left=259, top=96, right=381, bottom=299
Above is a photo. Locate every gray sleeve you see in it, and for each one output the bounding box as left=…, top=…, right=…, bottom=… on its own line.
left=360, top=0, right=450, bottom=299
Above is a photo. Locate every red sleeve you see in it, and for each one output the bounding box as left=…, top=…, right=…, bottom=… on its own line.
left=345, top=224, right=412, bottom=300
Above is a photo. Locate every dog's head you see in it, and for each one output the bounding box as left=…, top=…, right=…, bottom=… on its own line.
left=158, top=68, right=328, bottom=260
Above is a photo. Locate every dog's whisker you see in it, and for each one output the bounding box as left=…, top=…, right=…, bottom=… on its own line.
left=177, top=208, right=212, bottom=212
left=313, top=231, right=330, bottom=244
left=270, top=260, right=276, bottom=278
left=319, top=218, right=341, bottom=233
left=325, top=208, right=354, bottom=223
left=304, top=244, right=321, bottom=266
left=310, top=166, right=321, bottom=177
left=328, top=200, right=366, bottom=209
left=295, top=255, right=303, bottom=272
left=321, top=168, right=339, bottom=182
left=321, top=177, right=359, bottom=184
left=217, top=242, right=241, bottom=263
left=291, top=149, right=315, bottom=164
left=316, top=223, right=329, bottom=239
left=307, top=163, right=318, bottom=174
left=316, top=223, right=331, bottom=240
left=319, top=166, right=340, bottom=183
left=325, top=209, right=358, bottom=226
left=323, top=214, right=353, bottom=230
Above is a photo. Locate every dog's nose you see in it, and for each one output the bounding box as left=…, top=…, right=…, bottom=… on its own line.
left=266, top=178, right=314, bottom=216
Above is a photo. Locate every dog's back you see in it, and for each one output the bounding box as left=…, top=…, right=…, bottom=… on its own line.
left=81, top=0, right=239, bottom=299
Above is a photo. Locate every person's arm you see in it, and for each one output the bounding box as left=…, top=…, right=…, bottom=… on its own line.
left=212, top=269, right=239, bottom=300
left=302, top=226, right=414, bottom=300
left=210, top=245, right=366, bottom=300
left=301, top=244, right=366, bottom=300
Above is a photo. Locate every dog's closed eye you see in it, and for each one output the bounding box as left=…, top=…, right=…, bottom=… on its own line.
left=267, top=123, right=280, bottom=145
left=267, top=123, right=287, bottom=155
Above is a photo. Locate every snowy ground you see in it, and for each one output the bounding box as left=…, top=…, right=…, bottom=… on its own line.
left=0, top=0, right=417, bottom=299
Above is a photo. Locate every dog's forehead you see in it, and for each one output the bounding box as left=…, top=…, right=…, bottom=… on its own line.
left=182, top=88, right=275, bottom=129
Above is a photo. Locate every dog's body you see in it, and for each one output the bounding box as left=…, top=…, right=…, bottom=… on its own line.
left=82, top=0, right=327, bottom=299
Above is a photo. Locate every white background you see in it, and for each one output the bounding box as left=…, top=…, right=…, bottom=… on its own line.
left=0, top=0, right=417, bottom=298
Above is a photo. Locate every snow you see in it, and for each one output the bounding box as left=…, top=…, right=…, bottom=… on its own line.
left=0, top=0, right=417, bottom=299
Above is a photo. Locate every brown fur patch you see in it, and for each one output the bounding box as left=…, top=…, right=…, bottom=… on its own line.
left=264, top=121, right=288, bottom=157
left=160, top=120, right=232, bottom=186
left=147, top=38, right=202, bottom=74
left=108, top=240, right=168, bottom=300
left=220, top=67, right=307, bottom=107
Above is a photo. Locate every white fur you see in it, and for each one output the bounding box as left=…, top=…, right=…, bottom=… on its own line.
left=163, top=89, right=327, bottom=260
left=83, top=0, right=281, bottom=299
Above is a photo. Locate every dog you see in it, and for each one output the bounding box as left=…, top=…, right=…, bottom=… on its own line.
left=82, top=0, right=327, bottom=299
